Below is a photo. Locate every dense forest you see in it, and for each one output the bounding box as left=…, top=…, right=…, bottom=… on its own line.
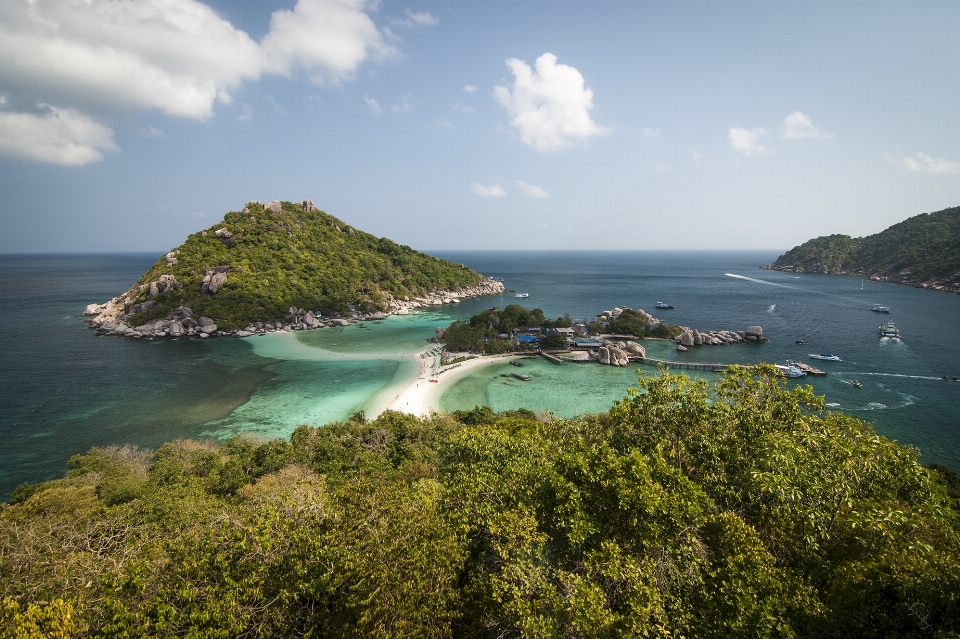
left=124, top=201, right=484, bottom=328
left=3, top=367, right=959, bottom=637
left=765, top=205, right=960, bottom=291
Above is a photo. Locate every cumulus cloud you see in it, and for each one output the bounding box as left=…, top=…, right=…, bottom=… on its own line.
left=0, top=0, right=398, bottom=164
left=728, top=127, right=768, bottom=157
left=472, top=183, right=506, bottom=197
left=494, top=53, right=609, bottom=152
left=237, top=103, right=253, bottom=123
left=0, top=104, right=119, bottom=166
left=142, top=126, right=164, bottom=138
left=364, top=94, right=382, bottom=114
left=463, top=85, right=479, bottom=93
left=515, top=180, right=549, bottom=198
left=781, top=111, right=833, bottom=139
left=886, top=151, right=960, bottom=175
left=642, top=127, right=660, bottom=139
left=392, top=9, right=438, bottom=27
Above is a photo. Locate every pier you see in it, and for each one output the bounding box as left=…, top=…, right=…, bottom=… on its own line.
left=539, top=352, right=564, bottom=365
left=638, top=357, right=729, bottom=372
left=790, top=361, right=827, bottom=376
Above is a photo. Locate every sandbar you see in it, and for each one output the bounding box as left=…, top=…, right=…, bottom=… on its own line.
left=382, top=352, right=508, bottom=417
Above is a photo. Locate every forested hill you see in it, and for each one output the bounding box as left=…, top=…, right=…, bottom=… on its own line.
left=96, top=200, right=486, bottom=329
left=764, top=205, right=960, bottom=293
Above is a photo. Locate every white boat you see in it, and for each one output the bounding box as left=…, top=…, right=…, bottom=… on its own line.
left=775, top=363, right=806, bottom=378
left=879, top=322, right=900, bottom=338
left=655, top=302, right=674, bottom=309
left=515, top=293, right=529, bottom=298
left=871, top=304, right=890, bottom=313
left=809, top=353, right=842, bottom=361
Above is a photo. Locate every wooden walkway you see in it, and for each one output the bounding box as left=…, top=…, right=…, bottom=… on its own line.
left=539, top=352, right=564, bottom=365
left=638, top=357, right=729, bottom=372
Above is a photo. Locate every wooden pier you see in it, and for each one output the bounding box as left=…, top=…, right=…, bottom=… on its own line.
left=539, top=352, right=564, bottom=365
left=790, top=361, right=827, bottom=376
left=638, top=357, right=729, bottom=372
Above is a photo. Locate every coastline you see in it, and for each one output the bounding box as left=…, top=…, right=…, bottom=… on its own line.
left=382, top=353, right=507, bottom=417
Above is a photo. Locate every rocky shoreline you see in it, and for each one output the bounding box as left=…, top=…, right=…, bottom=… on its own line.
left=761, top=263, right=960, bottom=295
left=84, top=278, right=505, bottom=340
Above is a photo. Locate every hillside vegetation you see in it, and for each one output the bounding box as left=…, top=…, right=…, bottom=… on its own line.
left=3, top=367, right=959, bottom=637
left=124, top=201, right=484, bottom=328
left=765, top=205, right=960, bottom=291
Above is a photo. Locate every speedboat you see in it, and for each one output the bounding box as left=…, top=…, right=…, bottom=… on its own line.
left=775, top=363, right=806, bottom=378
left=879, top=322, right=900, bottom=338
left=655, top=302, right=675, bottom=309
left=515, top=293, right=529, bottom=298
left=795, top=339, right=807, bottom=345
left=809, top=353, right=842, bottom=361
left=871, top=305, right=890, bottom=313
left=852, top=380, right=862, bottom=388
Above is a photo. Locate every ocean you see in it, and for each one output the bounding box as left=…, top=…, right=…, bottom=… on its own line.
left=2, top=251, right=958, bottom=499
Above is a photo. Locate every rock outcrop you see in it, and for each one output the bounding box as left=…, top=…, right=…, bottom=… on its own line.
left=671, top=324, right=766, bottom=348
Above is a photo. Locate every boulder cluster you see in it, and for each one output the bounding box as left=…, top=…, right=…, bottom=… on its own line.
left=674, top=325, right=765, bottom=350
left=387, top=278, right=505, bottom=315
left=597, top=339, right=646, bottom=366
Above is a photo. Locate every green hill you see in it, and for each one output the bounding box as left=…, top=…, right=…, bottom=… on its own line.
left=764, top=205, right=960, bottom=292
left=93, top=200, right=487, bottom=329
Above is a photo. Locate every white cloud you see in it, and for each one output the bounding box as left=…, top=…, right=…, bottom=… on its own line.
left=690, top=149, right=703, bottom=165
left=432, top=117, right=451, bottom=129
left=888, top=151, right=960, bottom=175
left=0, top=104, right=118, bottom=166
left=642, top=127, right=660, bottom=139
left=494, top=52, right=609, bottom=152
left=515, top=180, right=549, bottom=198
left=364, top=94, right=382, bottom=115
left=391, top=94, right=413, bottom=113
left=0, top=0, right=398, bottom=163
left=472, top=183, right=506, bottom=197
left=237, top=103, right=253, bottom=122
left=781, top=111, right=833, bottom=139
left=392, top=9, right=438, bottom=27
left=267, top=95, right=286, bottom=115
left=142, top=126, right=164, bottom=138
left=261, top=0, right=399, bottom=86
left=451, top=101, right=474, bottom=114
left=463, top=85, right=479, bottom=93
left=653, top=163, right=672, bottom=173
left=728, top=127, right=768, bottom=157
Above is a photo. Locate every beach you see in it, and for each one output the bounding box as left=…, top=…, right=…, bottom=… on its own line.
left=383, top=352, right=504, bottom=417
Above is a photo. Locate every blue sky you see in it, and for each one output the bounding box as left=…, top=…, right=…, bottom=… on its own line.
left=1, top=0, right=958, bottom=253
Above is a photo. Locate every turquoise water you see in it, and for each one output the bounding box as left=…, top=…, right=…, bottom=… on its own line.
left=2, top=251, right=958, bottom=499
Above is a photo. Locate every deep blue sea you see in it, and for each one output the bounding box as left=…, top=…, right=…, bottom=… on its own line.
left=2, top=251, right=959, bottom=499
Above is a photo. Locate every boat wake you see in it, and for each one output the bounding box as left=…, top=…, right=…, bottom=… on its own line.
left=767, top=304, right=777, bottom=313
left=858, top=372, right=942, bottom=381
left=724, top=273, right=795, bottom=289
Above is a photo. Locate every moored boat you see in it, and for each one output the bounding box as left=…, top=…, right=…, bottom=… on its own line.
left=775, top=363, right=807, bottom=378
left=871, top=304, right=890, bottom=313
left=515, top=292, right=529, bottom=298
left=809, top=353, right=842, bottom=361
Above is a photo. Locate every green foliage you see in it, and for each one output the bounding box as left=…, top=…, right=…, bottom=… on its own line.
left=128, top=201, right=485, bottom=329
left=771, top=205, right=960, bottom=282
left=2, top=370, right=959, bottom=636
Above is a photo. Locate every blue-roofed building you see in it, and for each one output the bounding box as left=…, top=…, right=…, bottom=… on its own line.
left=517, top=334, right=540, bottom=344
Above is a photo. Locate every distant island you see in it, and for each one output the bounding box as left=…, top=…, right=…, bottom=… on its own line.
left=763, top=205, right=960, bottom=294
left=84, top=200, right=503, bottom=338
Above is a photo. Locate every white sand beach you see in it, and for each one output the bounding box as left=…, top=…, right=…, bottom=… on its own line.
left=383, top=352, right=506, bottom=417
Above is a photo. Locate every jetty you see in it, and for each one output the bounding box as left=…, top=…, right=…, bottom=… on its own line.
left=639, top=357, right=729, bottom=373
left=790, top=361, right=827, bottom=376
left=539, top=352, right=564, bottom=365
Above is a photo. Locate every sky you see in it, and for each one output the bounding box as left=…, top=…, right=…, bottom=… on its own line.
left=1, top=0, right=958, bottom=253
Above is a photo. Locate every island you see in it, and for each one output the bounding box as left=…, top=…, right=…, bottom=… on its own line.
left=83, top=199, right=504, bottom=338
left=763, top=204, right=960, bottom=294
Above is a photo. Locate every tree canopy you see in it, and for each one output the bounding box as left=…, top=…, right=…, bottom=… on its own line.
left=3, top=366, right=959, bottom=637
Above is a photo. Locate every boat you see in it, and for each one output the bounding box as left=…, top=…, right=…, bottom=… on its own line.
left=795, top=339, right=806, bottom=345
left=852, top=380, right=862, bottom=388
left=510, top=360, right=524, bottom=367
left=871, top=305, right=890, bottom=313
left=655, top=302, right=675, bottom=309
left=775, top=363, right=807, bottom=378
left=878, top=321, right=900, bottom=338
left=515, top=293, right=529, bottom=298
left=809, top=353, right=842, bottom=361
